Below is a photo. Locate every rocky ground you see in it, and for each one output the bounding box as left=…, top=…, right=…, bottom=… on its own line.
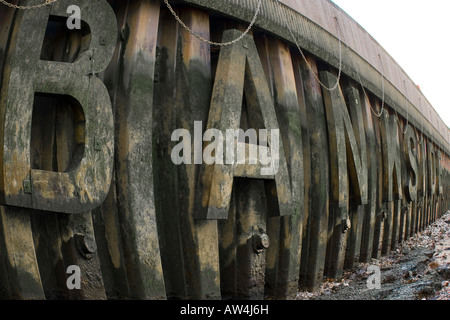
left=296, top=212, right=450, bottom=300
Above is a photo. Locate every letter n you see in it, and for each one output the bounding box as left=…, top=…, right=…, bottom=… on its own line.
left=195, top=30, right=295, bottom=219
left=0, top=0, right=117, bottom=213
left=321, top=73, right=368, bottom=207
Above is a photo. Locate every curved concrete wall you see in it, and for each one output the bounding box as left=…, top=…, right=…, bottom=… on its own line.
left=183, top=0, right=450, bottom=153
left=0, top=0, right=449, bottom=301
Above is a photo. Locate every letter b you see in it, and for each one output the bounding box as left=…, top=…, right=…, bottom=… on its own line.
left=0, top=0, right=117, bottom=213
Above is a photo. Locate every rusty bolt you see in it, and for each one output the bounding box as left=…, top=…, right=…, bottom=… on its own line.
left=253, top=233, right=270, bottom=253
left=342, top=218, right=351, bottom=233
left=75, top=234, right=97, bottom=260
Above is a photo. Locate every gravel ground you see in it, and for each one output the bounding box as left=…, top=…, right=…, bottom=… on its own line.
left=296, top=211, right=450, bottom=300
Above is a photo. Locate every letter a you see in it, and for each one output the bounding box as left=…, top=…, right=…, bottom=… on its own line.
left=66, top=5, right=81, bottom=30
left=367, top=265, right=381, bottom=290
left=66, top=265, right=81, bottom=290
left=195, top=30, right=295, bottom=220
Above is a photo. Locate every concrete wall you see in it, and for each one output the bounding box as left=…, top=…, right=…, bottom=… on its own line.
left=184, top=0, right=450, bottom=153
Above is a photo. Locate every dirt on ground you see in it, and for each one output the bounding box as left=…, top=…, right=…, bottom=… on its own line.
left=296, top=212, right=450, bottom=300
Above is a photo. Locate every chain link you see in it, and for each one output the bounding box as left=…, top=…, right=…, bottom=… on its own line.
left=417, top=129, right=424, bottom=145
left=353, top=61, right=386, bottom=119
left=417, top=98, right=424, bottom=145
left=402, top=102, right=409, bottom=135
left=350, top=51, right=386, bottom=118
left=2, top=0, right=410, bottom=137
left=354, top=60, right=386, bottom=119
left=334, top=8, right=387, bottom=118
left=0, top=0, right=56, bottom=9
left=165, top=0, right=343, bottom=90
left=394, top=108, right=408, bottom=135
left=280, top=4, right=342, bottom=92
left=164, top=0, right=262, bottom=47
left=2, top=0, right=431, bottom=144
left=376, top=54, right=386, bottom=118
left=401, top=80, right=410, bottom=135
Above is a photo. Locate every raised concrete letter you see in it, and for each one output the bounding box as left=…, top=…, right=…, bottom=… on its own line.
left=0, top=0, right=117, bottom=213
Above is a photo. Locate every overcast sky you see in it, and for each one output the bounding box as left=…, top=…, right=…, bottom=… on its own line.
left=330, top=0, right=450, bottom=128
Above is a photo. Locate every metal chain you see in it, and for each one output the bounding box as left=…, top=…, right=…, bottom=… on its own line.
left=377, top=53, right=386, bottom=118
left=401, top=100, right=409, bottom=135
left=331, top=8, right=387, bottom=116
left=356, top=72, right=384, bottom=118
left=417, top=98, right=424, bottom=145
left=0, top=0, right=424, bottom=143
left=394, top=107, right=408, bottom=135
left=329, top=8, right=386, bottom=116
left=417, top=128, right=424, bottom=145
left=164, top=0, right=262, bottom=47
left=166, top=0, right=343, bottom=90
left=347, top=46, right=385, bottom=119
left=355, top=53, right=386, bottom=119
left=0, top=0, right=56, bottom=9
left=401, top=80, right=410, bottom=135
left=281, top=4, right=343, bottom=91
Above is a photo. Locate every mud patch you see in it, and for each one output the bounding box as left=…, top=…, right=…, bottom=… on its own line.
left=296, top=212, right=450, bottom=300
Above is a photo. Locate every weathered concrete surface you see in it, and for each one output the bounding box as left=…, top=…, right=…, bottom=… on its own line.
left=181, top=0, right=450, bottom=154
left=0, top=0, right=449, bottom=301
left=0, top=0, right=116, bottom=213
